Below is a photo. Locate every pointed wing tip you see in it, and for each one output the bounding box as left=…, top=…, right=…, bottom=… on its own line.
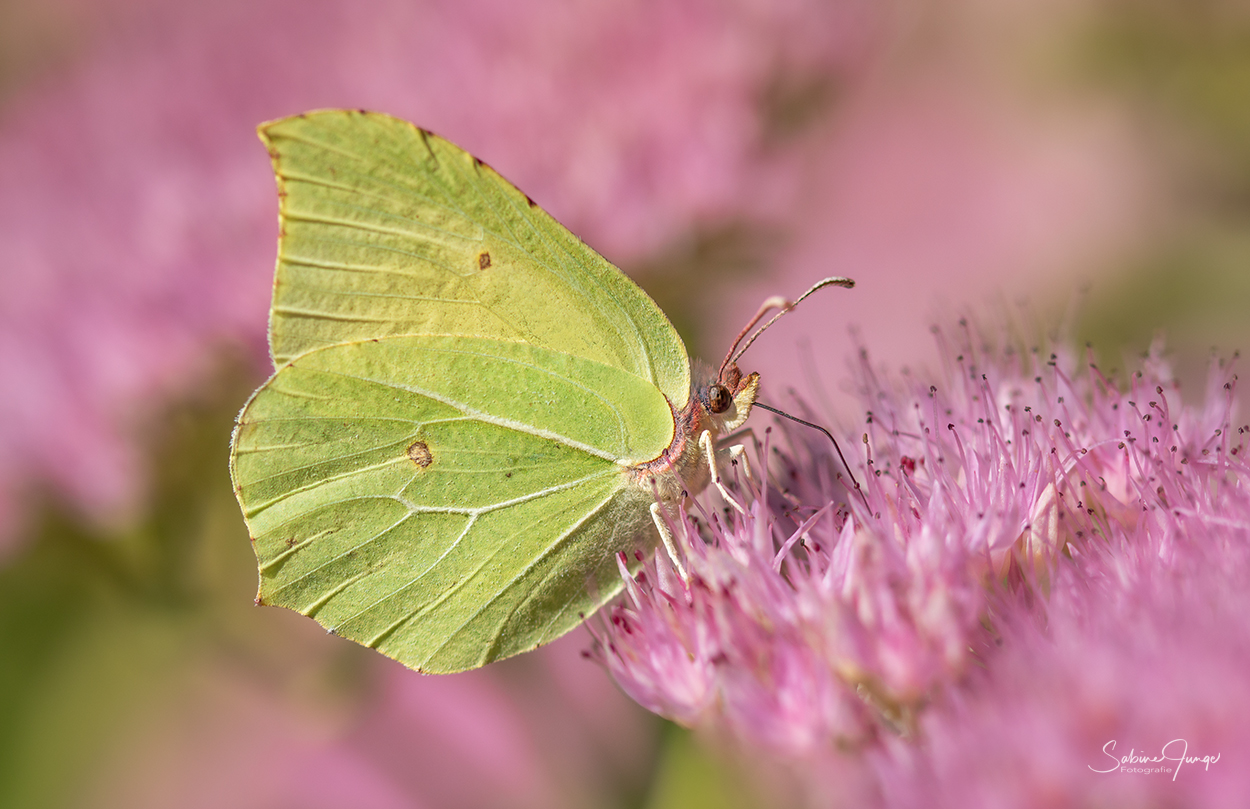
left=257, top=110, right=440, bottom=174
left=257, top=108, right=405, bottom=137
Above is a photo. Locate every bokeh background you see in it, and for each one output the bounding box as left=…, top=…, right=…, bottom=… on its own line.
left=1, top=1, right=1247, bottom=807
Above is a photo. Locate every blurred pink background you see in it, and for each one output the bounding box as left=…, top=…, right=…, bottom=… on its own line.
left=0, top=0, right=1245, bottom=806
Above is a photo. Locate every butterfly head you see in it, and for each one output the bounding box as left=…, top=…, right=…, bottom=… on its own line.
left=701, top=362, right=758, bottom=435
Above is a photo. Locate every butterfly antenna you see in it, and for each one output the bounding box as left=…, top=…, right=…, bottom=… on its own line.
left=753, top=401, right=871, bottom=511
left=719, top=277, right=855, bottom=377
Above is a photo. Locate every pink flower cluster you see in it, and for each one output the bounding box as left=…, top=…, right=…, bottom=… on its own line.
left=597, top=321, right=1249, bottom=806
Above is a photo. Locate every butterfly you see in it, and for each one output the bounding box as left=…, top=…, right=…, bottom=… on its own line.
left=230, top=110, right=851, bottom=673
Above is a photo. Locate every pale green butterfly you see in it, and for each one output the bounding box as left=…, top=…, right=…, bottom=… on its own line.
left=230, top=110, right=852, bottom=674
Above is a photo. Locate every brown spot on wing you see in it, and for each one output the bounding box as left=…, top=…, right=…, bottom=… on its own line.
left=407, top=440, right=433, bottom=468
left=478, top=251, right=492, bottom=270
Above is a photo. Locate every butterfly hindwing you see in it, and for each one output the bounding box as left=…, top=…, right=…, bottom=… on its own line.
left=231, top=334, right=672, bottom=673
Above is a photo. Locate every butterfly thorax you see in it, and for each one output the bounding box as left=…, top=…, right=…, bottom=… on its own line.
left=629, top=361, right=759, bottom=504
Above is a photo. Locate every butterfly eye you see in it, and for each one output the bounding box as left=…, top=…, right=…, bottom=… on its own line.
left=707, top=383, right=732, bottom=414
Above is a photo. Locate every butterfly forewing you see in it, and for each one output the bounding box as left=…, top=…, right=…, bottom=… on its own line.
left=262, top=110, right=690, bottom=408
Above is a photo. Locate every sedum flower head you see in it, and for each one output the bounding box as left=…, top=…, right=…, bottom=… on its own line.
left=596, top=320, right=1249, bottom=805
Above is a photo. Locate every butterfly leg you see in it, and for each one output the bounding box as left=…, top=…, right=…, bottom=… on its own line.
left=725, top=443, right=753, bottom=482
left=650, top=502, right=689, bottom=581
left=717, top=426, right=761, bottom=483
left=700, top=430, right=747, bottom=514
